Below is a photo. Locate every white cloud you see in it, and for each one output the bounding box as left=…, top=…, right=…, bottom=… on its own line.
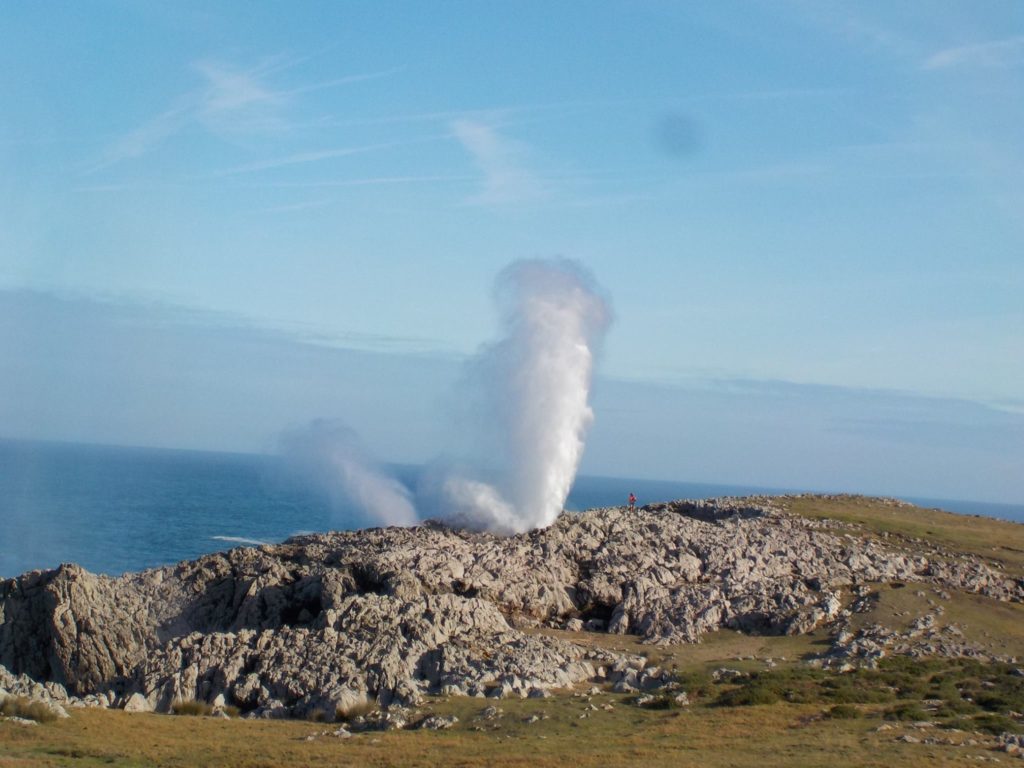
left=213, top=142, right=400, bottom=177
left=192, top=59, right=287, bottom=129
left=923, top=35, right=1024, bottom=70
left=90, top=59, right=394, bottom=172
left=92, top=105, right=192, bottom=170
left=451, top=119, right=545, bottom=205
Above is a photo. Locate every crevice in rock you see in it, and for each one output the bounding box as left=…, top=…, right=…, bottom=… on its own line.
left=350, top=565, right=390, bottom=596
left=577, top=600, right=616, bottom=625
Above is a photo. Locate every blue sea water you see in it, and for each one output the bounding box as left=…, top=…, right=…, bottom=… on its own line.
left=1, top=439, right=1021, bottom=578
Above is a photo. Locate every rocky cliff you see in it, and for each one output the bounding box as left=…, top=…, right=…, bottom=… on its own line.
left=2, top=497, right=1021, bottom=718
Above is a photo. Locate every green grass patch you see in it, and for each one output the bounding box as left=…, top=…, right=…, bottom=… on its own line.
left=970, top=713, right=1020, bottom=735
left=883, top=702, right=929, bottom=721
left=709, top=656, right=1024, bottom=736
left=715, top=681, right=782, bottom=707
left=782, top=495, right=1024, bottom=578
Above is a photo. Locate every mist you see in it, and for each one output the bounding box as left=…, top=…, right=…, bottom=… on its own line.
left=279, top=419, right=418, bottom=528
left=283, top=258, right=612, bottom=534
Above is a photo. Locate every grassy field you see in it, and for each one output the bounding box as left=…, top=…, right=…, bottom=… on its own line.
left=781, top=495, right=1024, bottom=577
left=2, top=496, right=1023, bottom=767
left=1, top=688, right=1015, bottom=768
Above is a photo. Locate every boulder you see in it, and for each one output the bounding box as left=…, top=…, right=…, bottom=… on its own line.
left=415, top=714, right=458, bottom=730
left=123, top=692, right=151, bottom=713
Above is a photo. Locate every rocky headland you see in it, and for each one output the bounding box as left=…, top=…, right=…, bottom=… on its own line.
left=2, top=496, right=1022, bottom=723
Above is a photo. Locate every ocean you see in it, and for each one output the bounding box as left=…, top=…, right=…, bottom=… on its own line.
left=1, top=438, right=1021, bottom=579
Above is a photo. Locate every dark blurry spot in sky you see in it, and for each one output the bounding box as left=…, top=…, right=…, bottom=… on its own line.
left=654, top=112, right=702, bottom=158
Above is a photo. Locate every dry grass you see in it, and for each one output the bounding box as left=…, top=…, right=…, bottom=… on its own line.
left=335, top=700, right=376, bottom=723
left=843, top=581, right=1024, bottom=657
left=781, top=495, right=1024, bottom=577
left=171, top=700, right=212, bottom=717
left=532, top=622, right=829, bottom=674
left=0, top=695, right=1009, bottom=768
left=1, top=696, right=59, bottom=723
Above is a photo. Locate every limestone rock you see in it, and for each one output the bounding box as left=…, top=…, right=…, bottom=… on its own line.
left=123, top=692, right=151, bottom=713
left=2, top=495, right=1020, bottom=716
left=415, top=714, right=458, bottom=730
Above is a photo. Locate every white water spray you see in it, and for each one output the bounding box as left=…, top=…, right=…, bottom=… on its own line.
left=282, top=259, right=611, bottom=534
left=434, top=259, right=611, bottom=533
left=280, top=419, right=418, bottom=527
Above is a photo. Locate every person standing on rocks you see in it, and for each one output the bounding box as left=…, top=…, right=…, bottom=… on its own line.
left=628, top=492, right=636, bottom=512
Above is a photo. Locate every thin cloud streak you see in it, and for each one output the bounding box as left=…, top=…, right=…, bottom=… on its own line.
left=252, top=174, right=477, bottom=188
left=451, top=119, right=545, bottom=205
left=89, top=59, right=398, bottom=173
left=208, top=131, right=453, bottom=177
left=283, top=68, right=400, bottom=97
left=192, top=59, right=285, bottom=117
left=87, top=105, right=192, bottom=172
left=923, top=35, right=1024, bottom=70
left=211, top=142, right=403, bottom=177
left=782, top=2, right=922, bottom=62
left=260, top=199, right=333, bottom=214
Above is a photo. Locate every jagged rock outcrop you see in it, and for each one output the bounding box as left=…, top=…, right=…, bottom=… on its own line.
left=1, top=496, right=1020, bottom=717
left=0, top=664, right=71, bottom=719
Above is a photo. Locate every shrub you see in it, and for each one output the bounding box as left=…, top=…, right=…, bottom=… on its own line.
left=971, top=713, right=1018, bottom=735
left=934, top=699, right=979, bottom=718
left=334, top=701, right=375, bottom=723
left=974, top=694, right=1011, bottom=713
left=674, top=671, right=715, bottom=701
left=826, top=704, right=861, bottom=719
left=715, top=684, right=781, bottom=707
left=883, top=702, right=928, bottom=722
left=170, top=700, right=212, bottom=717
left=638, top=694, right=684, bottom=710
left=0, top=696, right=59, bottom=723
left=822, top=678, right=894, bottom=704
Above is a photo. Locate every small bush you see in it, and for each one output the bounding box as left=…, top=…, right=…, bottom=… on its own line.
left=933, top=699, right=979, bottom=718
left=883, top=702, right=928, bottom=722
left=334, top=701, right=375, bottom=723
left=971, top=713, right=1018, bottom=735
left=675, top=672, right=715, bottom=701
left=822, top=680, right=894, bottom=705
left=927, top=680, right=962, bottom=702
left=974, top=694, right=1011, bottom=713
left=638, top=694, right=684, bottom=710
left=170, top=700, right=212, bottom=717
left=826, top=704, right=861, bottom=719
left=701, top=659, right=1021, bottom=719
left=716, top=684, right=781, bottom=707
left=222, top=705, right=240, bottom=718
left=0, top=696, right=58, bottom=723
left=938, top=716, right=975, bottom=731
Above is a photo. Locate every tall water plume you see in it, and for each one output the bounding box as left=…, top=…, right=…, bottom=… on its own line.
left=431, top=258, right=611, bottom=533
left=281, top=258, right=611, bottom=534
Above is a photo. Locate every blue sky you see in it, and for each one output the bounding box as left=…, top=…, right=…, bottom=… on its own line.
left=1, top=2, right=1022, bottom=502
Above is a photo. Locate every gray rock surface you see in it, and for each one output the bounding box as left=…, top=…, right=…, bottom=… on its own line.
left=122, top=692, right=151, bottom=713
left=0, top=665, right=71, bottom=719
left=1, top=496, right=1021, bottom=716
